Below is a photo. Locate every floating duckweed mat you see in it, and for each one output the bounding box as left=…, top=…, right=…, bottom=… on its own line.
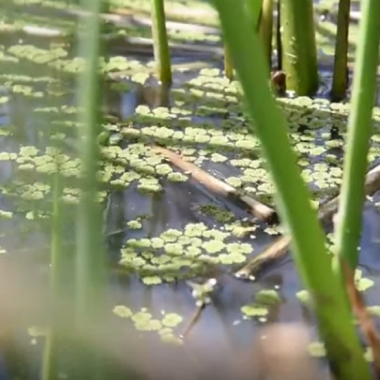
left=113, top=306, right=184, bottom=344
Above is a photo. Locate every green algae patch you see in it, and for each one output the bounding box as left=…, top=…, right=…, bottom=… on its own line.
left=296, top=290, right=311, bottom=305
left=255, top=289, right=281, bottom=306
left=367, top=306, right=380, bottom=317
left=308, top=341, right=326, bottom=357
left=241, top=304, right=269, bottom=318
left=355, top=269, right=375, bottom=292
left=193, top=204, right=235, bottom=223
left=120, top=221, right=256, bottom=283
left=240, top=289, right=280, bottom=320
left=113, top=306, right=183, bottom=345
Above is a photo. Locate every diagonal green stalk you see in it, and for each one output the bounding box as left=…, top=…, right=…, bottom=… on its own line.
left=151, top=0, right=172, bottom=85
left=331, top=0, right=351, bottom=101
left=334, top=0, right=380, bottom=271
left=75, top=0, right=106, bottom=377
left=212, top=0, right=372, bottom=379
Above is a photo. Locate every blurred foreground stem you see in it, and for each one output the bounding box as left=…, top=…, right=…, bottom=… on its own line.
left=42, top=171, right=65, bottom=380
left=76, top=0, right=106, bottom=378
left=212, top=0, right=372, bottom=378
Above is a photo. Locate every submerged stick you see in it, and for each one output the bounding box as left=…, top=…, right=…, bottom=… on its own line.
left=235, top=235, right=291, bottom=280
left=180, top=303, right=206, bottom=339
left=235, top=161, right=380, bottom=279
left=152, top=145, right=277, bottom=223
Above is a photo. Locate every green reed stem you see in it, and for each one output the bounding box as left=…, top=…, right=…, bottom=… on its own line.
left=279, top=0, right=319, bottom=95
left=331, top=0, right=351, bottom=101
left=334, top=0, right=380, bottom=271
left=75, top=0, right=106, bottom=377
left=276, top=0, right=282, bottom=70
left=212, top=0, right=372, bottom=378
left=258, top=0, right=274, bottom=67
left=151, top=0, right=172, bottom=85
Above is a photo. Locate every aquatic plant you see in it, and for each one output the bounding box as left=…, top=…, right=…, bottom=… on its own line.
left=151, top=0, right=172, bottom=84
left=73, top=0, right=107, bottom=378
left=212, top=0, right=374, bottom=378
left=331, top=0, right=351, bottom=101
left=334, top=0, right=380, bottom=271
left=279, top=0, right=319, bottom=95
left=258, top=0, right=273, bottom=66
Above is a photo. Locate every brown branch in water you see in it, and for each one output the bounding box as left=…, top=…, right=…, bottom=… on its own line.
left=318, top=161, right=380, bottom=222
left=235, top=235, right=291, bottom=280
left=180, top=303, right=206, bottom=339
left=152, top=145, right=277, bottom=223
left=341, top=259, right=380, bottom=377
left=234, top=161, right=380, bottom=280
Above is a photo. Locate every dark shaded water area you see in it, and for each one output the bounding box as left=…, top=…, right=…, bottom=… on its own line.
left=2, top=2, right=380, bottom=380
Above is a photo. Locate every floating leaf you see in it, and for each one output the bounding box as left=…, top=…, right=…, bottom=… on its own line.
left=113, top=305, right=133, bottom=318
left=241, top=304, right=268, bottom=317
left=161, top=313, right=183, bottom=327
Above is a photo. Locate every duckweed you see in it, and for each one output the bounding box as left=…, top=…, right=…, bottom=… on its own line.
left=355, top=269, right=375, bottom=292
left=241, top=304, right=269, bottom=317
left=113, top=306, right=183, bottom=344
left=255, top=290, right=281, bottom=305
left=121, top=221, right=257, bottom=282
left=308, top=342, right=326, bottom=357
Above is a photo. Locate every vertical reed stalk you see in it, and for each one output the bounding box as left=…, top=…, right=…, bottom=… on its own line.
left=212, top=0, right=372, bottom=378
left=334, top=0, right=380, bottom=271
left=276, top=0, right=282, bottom=70
left=331, top=0, right=351, bottom=101
left=279, top=0, right=319, bottom=95
left=75, top=0, right=106, bottom=377
left=258, top=0, right=274, bottom=67
left=151, top=0, right=172, bottom=85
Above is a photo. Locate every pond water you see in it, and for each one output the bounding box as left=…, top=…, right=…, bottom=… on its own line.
left=1, top=1, right=380, bottom=380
